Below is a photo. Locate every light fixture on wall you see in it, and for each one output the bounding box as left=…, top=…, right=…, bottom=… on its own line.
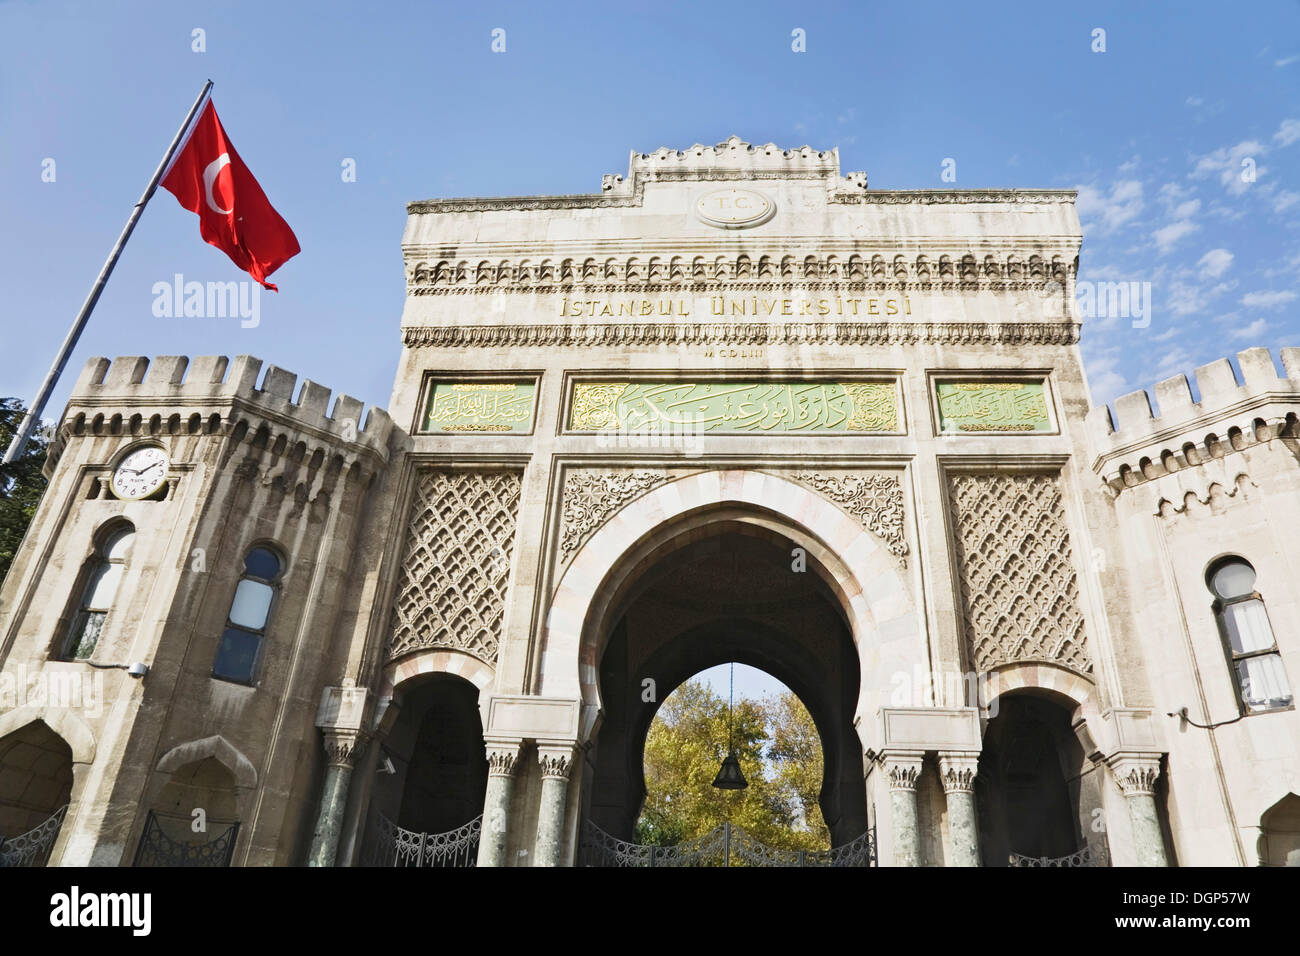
left=712, top=661, right=748, bottom=790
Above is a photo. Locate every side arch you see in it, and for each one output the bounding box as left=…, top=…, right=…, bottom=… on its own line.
left=980, top=662, right=1102, bottom=741
left=539, top=469, right=921, bottom=743
left=379, top=648, right=497, bottom=731
left=380, top=648, right=496, bottom=700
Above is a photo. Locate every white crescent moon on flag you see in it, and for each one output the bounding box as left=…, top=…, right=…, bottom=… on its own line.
left=203, top=153, right=234, bottom=215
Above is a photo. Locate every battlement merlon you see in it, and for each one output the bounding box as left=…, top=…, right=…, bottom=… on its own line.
left=1086, top=346, right=1300, bottom=485
left=58, top=354, right=393, bottom=460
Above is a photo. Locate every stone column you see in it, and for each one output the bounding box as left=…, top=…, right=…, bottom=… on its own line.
left=1108, top=754, right=1169, bottom=867
left=938, top=752, right=981, bottom=867
left=881, top=751, right=925, bottom=867
left=308, top=730, right=362, bottom=867
left=307, top=684, right=369, bottom=867
left=477, top=739, right=524, bottom=868
left=535, top=744, right=577, bottom=867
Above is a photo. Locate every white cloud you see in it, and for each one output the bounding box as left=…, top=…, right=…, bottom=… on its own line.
left=1160, top=181, right=1191, bottom=204
left=1186, top=96, right=1205, bottom=107
left=1172, top=198, right=1201, bottom=218
left=1075, top=180, right=1144, bottom=233
left=1082, top=347, right=1129, bottom=403
left=1167, top=281, right=1207, bottom=316
left=1275, top=118, right=1300, bottom=146
left=1240, top=289, right=1298, bottom=309
left=1191, top=139, right=1267, bottom=195
left=1154, top=347, right=1194, bottom=380
left=1118, top=155, right=1141, bottom=173
left=1153, top=220, right=1199, bottom=253
left=1198, top=248, right=1234, bottom=278
left=1232, top=317, right=1270, bottom=340
left=1275, top=191, right=1300, bottom=212
left=1277, top=55, right=1300, bottom=67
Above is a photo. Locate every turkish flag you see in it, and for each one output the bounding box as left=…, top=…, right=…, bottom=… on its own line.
left=160, top=99, right=300, bottom=290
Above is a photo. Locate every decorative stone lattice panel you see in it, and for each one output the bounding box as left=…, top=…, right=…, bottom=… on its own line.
left=558, top=469, right=679, bottom=562
left=388, top=470, right=522, bottom=666
left=789, top=471, right=909, bottom=564
left=947, top=473, right=1091, bottom=674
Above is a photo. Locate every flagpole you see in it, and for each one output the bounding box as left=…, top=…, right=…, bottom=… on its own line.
left=2, top=79, right=214, bottom=467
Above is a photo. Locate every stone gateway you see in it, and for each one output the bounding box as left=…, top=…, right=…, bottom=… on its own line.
left=1, top=137, right=1298, bottom=868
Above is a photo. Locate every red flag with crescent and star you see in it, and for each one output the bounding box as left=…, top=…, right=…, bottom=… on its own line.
left=160, top=98, right=300, bottom=290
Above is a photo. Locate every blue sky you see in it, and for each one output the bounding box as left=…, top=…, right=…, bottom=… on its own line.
left=2, top=0, right=1297, bottom=423
left=4, top=1, right=1296, bottom=701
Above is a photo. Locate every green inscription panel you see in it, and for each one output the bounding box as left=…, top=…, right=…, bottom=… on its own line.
left=569, top=381, right=898, bottom=433
left=424, top=382, right=535, bottom=433
left=935, top=381, right=1052, bottom=433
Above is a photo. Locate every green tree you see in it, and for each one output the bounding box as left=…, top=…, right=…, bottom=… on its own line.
left=766, top=690, right=830, bottom=848
left=638, top=678, right=828, bottom=851
left=0, top=399, right=50, bottom=586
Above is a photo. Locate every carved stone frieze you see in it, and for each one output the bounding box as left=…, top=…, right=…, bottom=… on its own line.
left=403, top=249, right=1075, bottom=295
left=387, top=470, right=523, bottom=666
left=947, top=473, right=1092, bottom=675
left=790, top=471, right=909, bottom=564
left=402, top=321, right=1081, bottom=349
left=558, top=469, right=678, bottom=562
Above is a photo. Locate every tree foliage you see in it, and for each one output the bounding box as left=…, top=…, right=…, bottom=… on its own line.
left=0, top=399, right=50, bottom=586
left=637, top=678, right=829, bottom=851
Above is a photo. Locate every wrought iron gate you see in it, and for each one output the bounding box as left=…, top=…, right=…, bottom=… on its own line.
left=364, top=812, right=481, bottom=867
left=0, top=804, right=68, bottom=867
left=132, top=811, right=239, bottom=867
left=579, top=820, right=876, bottom=867
left=1008, top=844, right=1108, bottom=867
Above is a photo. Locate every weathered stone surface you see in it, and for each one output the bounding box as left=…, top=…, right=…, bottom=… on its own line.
left=2, top=138, right=1296, bottom=871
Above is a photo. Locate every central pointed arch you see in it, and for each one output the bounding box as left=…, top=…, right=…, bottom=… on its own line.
left=538, top=469, right=923, bottom=744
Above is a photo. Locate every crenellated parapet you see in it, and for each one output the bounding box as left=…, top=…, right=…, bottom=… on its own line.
left=1086, top=347, right=1300, bottom=499
left=46, top=355, right=394, bottom=485
left=615, top=136, right=864, bottom=194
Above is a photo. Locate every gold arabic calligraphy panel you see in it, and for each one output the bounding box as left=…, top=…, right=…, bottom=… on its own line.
left=423, top=382, right=536, bottom=433
left=568, top=381, right=899, bottom=434
left=934, top=381, right=1052, bottom=433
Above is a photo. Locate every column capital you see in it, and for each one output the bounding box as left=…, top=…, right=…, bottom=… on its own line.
left=879, top=750, right=925, bottom=792
left=322, top=729, right=364, bottom=769
left=1106, top=752, right=1163, bottom=797
left=937, top=751, right=980, bottom=794
left=537, top=742, right=578, bottom=780
left=485, top=738, right=525, bottom=777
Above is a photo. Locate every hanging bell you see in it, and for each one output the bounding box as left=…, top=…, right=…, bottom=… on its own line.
left=712, top=750, right=748, bottom=790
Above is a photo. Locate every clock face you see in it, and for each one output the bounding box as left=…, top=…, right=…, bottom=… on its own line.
left=111, top=447, right=169, bottom=500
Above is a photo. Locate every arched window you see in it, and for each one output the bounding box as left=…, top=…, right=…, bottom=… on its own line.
left=60, top=523, right=134, bottom=661
left=212, top=547, right=282, bottom=685
left=1208, top=557, right=1293, bottom=713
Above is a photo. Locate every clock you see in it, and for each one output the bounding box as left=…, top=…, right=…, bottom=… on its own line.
left=111, top=446, right=169, bottom=500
